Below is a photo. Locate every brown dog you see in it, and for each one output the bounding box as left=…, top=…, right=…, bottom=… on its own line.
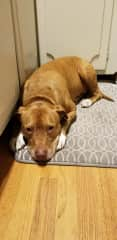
left=18, top=56, right=112, bottom=162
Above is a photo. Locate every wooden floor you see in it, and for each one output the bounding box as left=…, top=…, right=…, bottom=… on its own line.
left=0, top=140, right=117, bottom=240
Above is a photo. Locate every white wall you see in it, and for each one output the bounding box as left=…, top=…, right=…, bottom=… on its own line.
left=0, top=1, right=19, bottom=134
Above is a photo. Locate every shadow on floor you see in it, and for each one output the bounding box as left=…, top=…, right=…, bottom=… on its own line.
left=0, top=124, right=15, bottom=192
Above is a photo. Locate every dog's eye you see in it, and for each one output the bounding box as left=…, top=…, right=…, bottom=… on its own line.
left=48, top=125, right=54, bottom=132
left=26, top=127, right=33, bottom=133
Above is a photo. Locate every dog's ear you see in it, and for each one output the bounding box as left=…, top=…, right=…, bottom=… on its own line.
left=56, top=105, right=68, bottom=125
left=17, top=106, right=26, bottom=115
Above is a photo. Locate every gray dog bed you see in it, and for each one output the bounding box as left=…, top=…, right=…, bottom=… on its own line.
left=15, top=83, right=117, bottom=167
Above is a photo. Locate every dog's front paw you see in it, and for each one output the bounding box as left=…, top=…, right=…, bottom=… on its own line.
left=16, top=132, right=25, bottom=151
left=81, top=99, right=92, bottom=108
left=57, top=132, right=66, bottom=150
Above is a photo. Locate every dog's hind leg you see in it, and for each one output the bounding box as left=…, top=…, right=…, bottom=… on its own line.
left=81, top=87, right=113, bottom=108
left=81, top=89, right=102, bottom=107
left=79, top=64, right=113, bottom=107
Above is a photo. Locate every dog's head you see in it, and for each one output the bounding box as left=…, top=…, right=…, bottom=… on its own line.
left=18, top=101, right=67, bottom=162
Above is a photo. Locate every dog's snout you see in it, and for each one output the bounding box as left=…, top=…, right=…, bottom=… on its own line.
left=35, top=149, right=47, bottom=161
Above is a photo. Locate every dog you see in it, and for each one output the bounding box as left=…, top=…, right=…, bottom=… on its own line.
left=15, top=56, right=113, bottom=162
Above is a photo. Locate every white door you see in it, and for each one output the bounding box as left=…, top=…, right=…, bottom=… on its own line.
left=36, top=0, right=114, bottom=71
left=0, top=1, right=19, bottom=134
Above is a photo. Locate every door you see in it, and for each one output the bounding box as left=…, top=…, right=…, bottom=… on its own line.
left=36, top=0, right=114, bottom=71
left=0, top=1, right=19, bottom=134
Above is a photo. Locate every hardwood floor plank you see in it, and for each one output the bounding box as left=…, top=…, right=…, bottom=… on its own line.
left=29, top=177, right=57, bottom=240
left=54, top=167, right=79, bottom=240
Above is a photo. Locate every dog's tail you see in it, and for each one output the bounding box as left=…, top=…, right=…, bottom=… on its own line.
left=101, top=92, right=114, bottom=102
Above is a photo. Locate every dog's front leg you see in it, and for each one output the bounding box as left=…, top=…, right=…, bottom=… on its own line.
left=10, top=132, right=25, bottom=152
left=57, top=110, right=76, bottom=150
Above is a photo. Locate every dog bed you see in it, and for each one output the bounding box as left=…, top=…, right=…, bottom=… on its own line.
left=15, top=82, right=117, bottom=167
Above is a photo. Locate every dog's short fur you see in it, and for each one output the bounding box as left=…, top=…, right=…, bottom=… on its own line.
left=17, top=56, right=112, bottom=162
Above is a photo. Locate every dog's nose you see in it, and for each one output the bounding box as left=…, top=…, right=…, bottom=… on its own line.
left=35, top=149, right=47, bottom=161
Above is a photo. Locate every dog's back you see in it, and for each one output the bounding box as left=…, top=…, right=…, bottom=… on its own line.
left=23, top=56, right=113, bottom=107
left=23, top=56, right=95, bottom=104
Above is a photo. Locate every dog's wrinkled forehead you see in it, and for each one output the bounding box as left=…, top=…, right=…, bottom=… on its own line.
left=18, top=102, right=60, bottom=128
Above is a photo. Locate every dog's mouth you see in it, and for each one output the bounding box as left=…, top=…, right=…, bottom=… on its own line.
left=32, top=153, right=53, bottom=165
left=34, top=158, right=50, bottom=166
left=30, top=149, right=54, bottom=164
left=20, top=134, right=59, bottom=164
left=29, top=137, right=59, bottom=164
